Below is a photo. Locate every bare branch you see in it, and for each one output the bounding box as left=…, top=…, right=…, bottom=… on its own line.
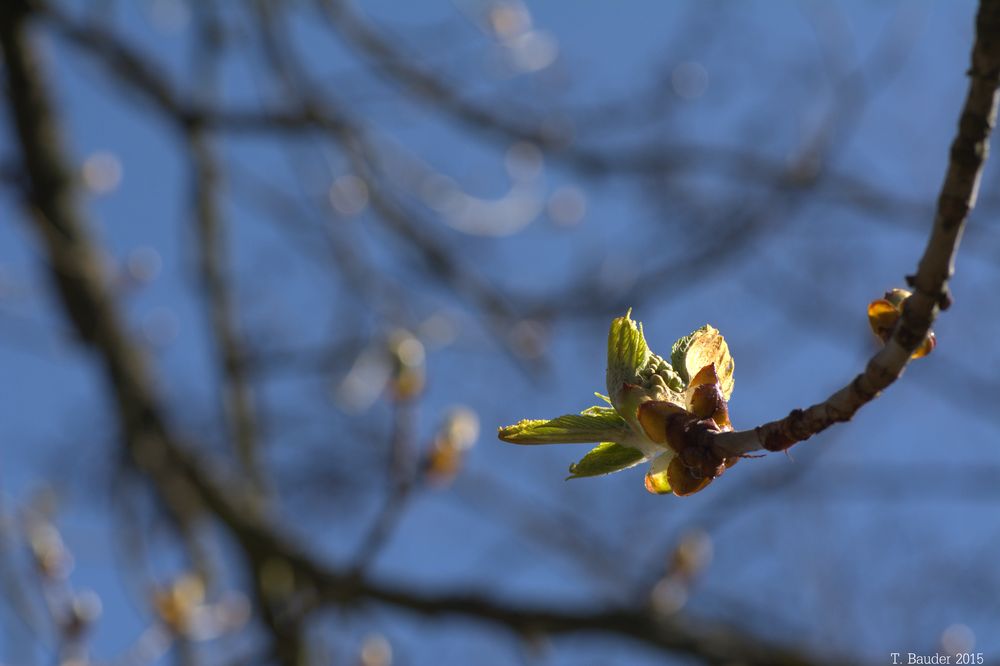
left=712, top=0, right=1000, bottom=457
left=185, top=11, right=265, bottom=494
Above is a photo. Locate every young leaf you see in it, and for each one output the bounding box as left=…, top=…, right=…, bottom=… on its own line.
left=580, top=405, right=619, bottom=417
left=671, top=325, right=734, bottom=400
left=644, top=453, right=674, bottom=494
left=670, top=330, right=697, bottom=379
left=567, top=442, right=647, bottom=478
left=498, top=412, right=630, bottom=445
left=606, top=309, right=650, bottom=400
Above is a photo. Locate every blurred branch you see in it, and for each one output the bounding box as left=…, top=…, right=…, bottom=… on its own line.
left=42, top=0, right=929, bottom=225
left=247, top=2, right=537, bottom=373
left=449, top=469, right=639, bottom=596
left=317, top=0, right=557, bottom=147
left=328, top=578, right=830, bottom=666
left=0, top=3, right=837, bottom=664
left=713, top=0, right=1000, bottom=457
left=0, top=159, right=22, bottom=188
left=317, top=0, right=925, bottom=214
left=187, top=134, right=265, bottom=494
left=350, top=397, right=418, bottom=571
left=186, top=8, right=265, bottom=495
left=47, top=0, right=536, bottom=371
left=0, top=495, right=48, bottom=660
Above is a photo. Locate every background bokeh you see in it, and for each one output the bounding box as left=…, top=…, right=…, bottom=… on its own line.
left=1, top=1, right=999, bottom=664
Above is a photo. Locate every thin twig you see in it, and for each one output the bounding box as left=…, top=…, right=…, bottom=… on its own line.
left=186, top=46, right=266, bottom=495
left=712, top=0, right=1000, bottom=457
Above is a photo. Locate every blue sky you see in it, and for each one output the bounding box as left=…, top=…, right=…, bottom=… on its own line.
left=2, top=0, right=999, bottom=663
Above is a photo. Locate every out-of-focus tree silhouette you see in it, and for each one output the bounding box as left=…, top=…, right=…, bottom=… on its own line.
left=1, top=1, right=1000, bottom=665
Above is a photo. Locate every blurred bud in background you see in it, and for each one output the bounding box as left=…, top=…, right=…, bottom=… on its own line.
left=152, top=573, right=205, bottom=636
left=63, top=589, right=102, bottom=639
left=650, top=529, right=713, bottom=615
left=482, top=1, right=558, bottom=73
left=152, top=572, right=249, bottom=641
left=81, top=151, right=123, bottom=196
left=546, top=185, right=587, bottom=227
left=387, top=329, right=425, bottom=402
left=508, top=318, right=548, bottom=359
left=124, top=246, right=163, bottom=288
left=671, top=61, right=709, bottom=100
left=334, top=329, right=427, bottom=411
left=425, top=406, right=480, bottom=486
left=358, top=632, right=392, bottom=666
left=28, top=520, right=73, bottom=581
left=940, top=623, right=975, bottom=654
left=329, top=174, right=370, bottom=217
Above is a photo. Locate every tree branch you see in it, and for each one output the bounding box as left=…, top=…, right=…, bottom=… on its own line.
left=713, top=0, right=1000, bottom=457
left=185, top=13, right=265, bottom=491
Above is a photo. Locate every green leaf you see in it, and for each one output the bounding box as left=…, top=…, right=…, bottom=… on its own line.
left=671, top=325, right=734, bottom=400
left=568, top=442, right=646, bottom=478
left=606, top=309, right=650, bottom=399
left=498, top=412, right=630, bottom=445
left=580, top=404, right=618, bottom=417
left=670, top=327, right=703, bottom=384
